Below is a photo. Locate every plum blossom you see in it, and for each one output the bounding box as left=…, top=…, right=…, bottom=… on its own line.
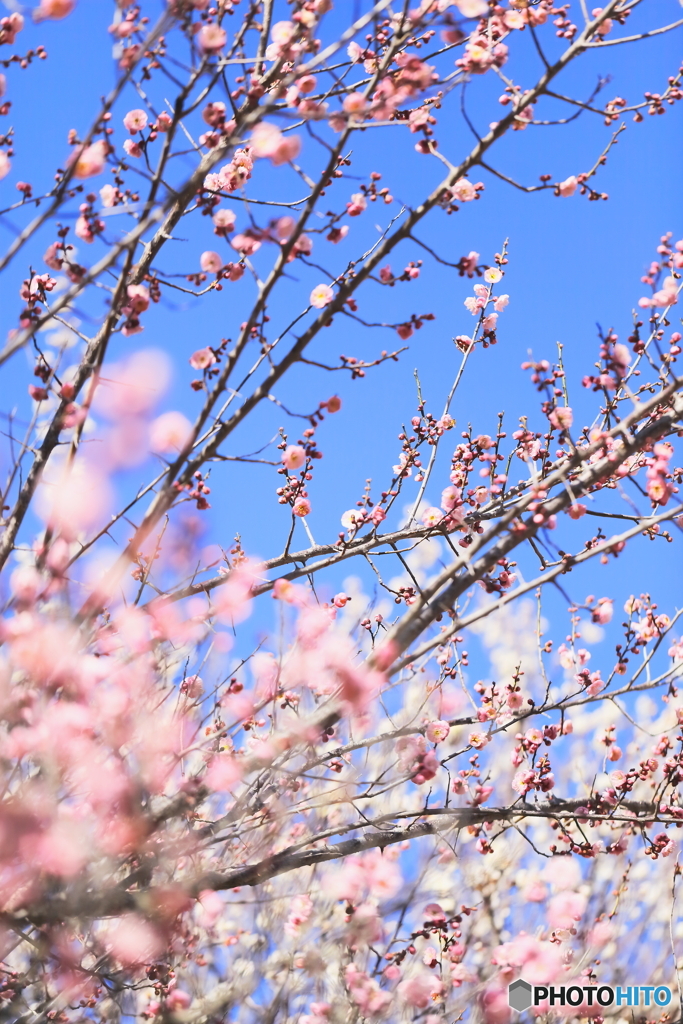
left=100, top=183, right=117, bottom=207
left=198, top=23, right=227, bottom=54
left=398, top=973, right=442, bottom=1008
left=343, top=92, right=366, bottom=117
left=451, top=178, right=477, bottom=202
left=454, top=0, right=488, bottom=14
left=341, top=509, right=363, bottom=531
left=493, top=935, right=562, bottom=984
left=70, top=140, right=107, bottom=179
left=547, top=890, right=587, bottom=930
left=213, top=208, right=236, bottom=235
left=265, top=20, right=297, bottom=61
left=123, top=109, right=148, bottom=133
left=282, top=445, right=306, bottom=470
left=200, top=251, right=223, bottom=274
left=123, top=138, right=142, bottom=159
left=592, top=597, right=613, bottom=624
left=149, top=411, right=193, bottom=454
left=35, top=0, right=75, bottom=19
left=104, top=915, right=164, bottom=967
left=421, top=506, right=443, bottom=528
left=346, top=192, right=367, bottom=217
left=250, top=122, right=301, bottom=165
left=558, top=175, right=578, bottom=197
left=310, top=283, right=334, bottom=308
left=189, top=347, right=216, bottom=370
left=284, top=894, right=313, bottom=937
left=426, top=720, right=450, bottom=743
left=549, top=406, right=573, bottom=431
left=230, top=231, right=261, bottom=257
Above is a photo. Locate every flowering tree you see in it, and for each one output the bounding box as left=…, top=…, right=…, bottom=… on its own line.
left=0, top=0, right=683, bottom=1021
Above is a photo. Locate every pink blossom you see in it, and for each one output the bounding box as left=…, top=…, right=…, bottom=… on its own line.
left=123, top=138, right=142, bottom=159
left=494, top=935, right=562, bottom=984
left=166, top=991, right=191, bottom=1011
left=398, top=973, right=442, bottom=1008
left=285, top=894, right=313, bottom=937
left=592, top=597, right=613, bottom=624
left=327, top=224, right=349, bottom=243
left=588, top=920, right=614, bottom=947
left=480, top=986, right=511, bottom=1024
left=585, top=671, right=604, bottom=696
left=75, top=215, right=94, bottom=243
left=206, top=754, right=242, bottom=791
left=421, top=506, right=443, bottom=528
left=493, top=294, right=509, bottom=312
left=265, top=20, right=297, bottom=60
left=189, top=347, right=216, bottom=370
left=149, top=411, right=193, bottom=454
left=426, top=720, right=450, bottom=743
left=10, top=566, right=44, bottom=605
left=35, top=0, right=75, bottom=20
left=345, top=965, right=392, bottom=1016
left=99, top=183, right=117, bottom=207
left=283, top=445, right=306, bottom=470
left=524, top=881, right=548, bottom=902
left=441, top=485, right=462, bottom=511
left=198, top=23, right=227, bottom=54
left=213, top=207, right=236, bottom=235
left=568, top=503, right=586, bottom=519
left=549, top=406, right=573, bottom=430
left=310, top=283, right=334, bottom=308
left=197, top=889, right=224, bottom=926
left=181, top=674, right=204, bottom=698
left=200, top=250, right=223, bottom=274
left=125, top=284, right=150, bottom=313
left=292, top=498, right=311, bottom=517
left=652, top=276, right=679, bottom=307
left=343, top=92, right=367, bottom=116
left=558, top=175, right=577, bottom=197
left=592, top=7, right=614, bottom=35
left=250, top=122, right=301, bottom=165
left=0, top=149, right=13, bottom=179
left=451, top=179, right=477, bottom=202
left=105, top=914, right=164, bottom=967
left=123, top=109, right=148, bottom=134
left=230, top=232, right=261, bottom=257
left=456, top=0, right=488, bottom=14
left=346, top=192, right=367, bottom=217
left=341, top=509, right=363, bottom=531
left=70, top=140, right=107, bottom=180
left=547, top=890, right=586, bottom=930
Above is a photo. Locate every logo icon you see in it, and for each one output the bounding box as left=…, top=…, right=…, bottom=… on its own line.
left=508, top=979, right=533, bottom=1012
